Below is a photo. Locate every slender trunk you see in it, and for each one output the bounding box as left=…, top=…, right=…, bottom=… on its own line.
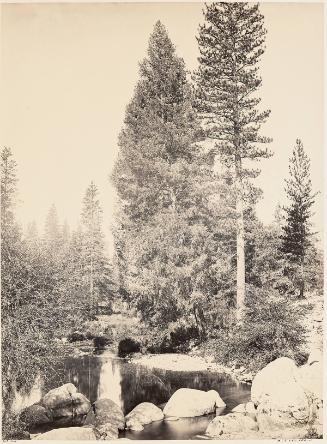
left=90, top=255, right=94, bottom=313
left=235, top=159, right=245, bottom=323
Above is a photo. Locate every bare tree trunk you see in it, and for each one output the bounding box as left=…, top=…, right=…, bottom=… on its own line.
left=235, top=160, right=245, bottom=323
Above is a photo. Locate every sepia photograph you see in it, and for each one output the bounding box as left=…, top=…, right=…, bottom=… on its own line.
left=1, top=1, right=324, bottom=441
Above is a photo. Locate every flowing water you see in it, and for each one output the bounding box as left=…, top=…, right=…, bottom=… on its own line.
left=13, top=350, right=251, bottom=440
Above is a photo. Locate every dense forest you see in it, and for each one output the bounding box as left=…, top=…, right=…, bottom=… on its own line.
left=1, top=2, right=323, bottom=440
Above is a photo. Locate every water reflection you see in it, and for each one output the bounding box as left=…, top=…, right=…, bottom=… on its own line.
left=12, top=351, right=251, bottom=440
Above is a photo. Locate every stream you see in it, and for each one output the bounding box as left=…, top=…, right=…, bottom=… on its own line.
left=12, top=349, right=251, bottom=440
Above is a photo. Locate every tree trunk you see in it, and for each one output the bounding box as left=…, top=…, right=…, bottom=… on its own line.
left=235, top=161, right=245, bottom=323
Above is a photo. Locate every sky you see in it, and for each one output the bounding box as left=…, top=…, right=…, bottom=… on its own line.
left=1, top=2, right=324, bottom=254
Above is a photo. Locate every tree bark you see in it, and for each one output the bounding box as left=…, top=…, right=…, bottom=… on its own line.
left=235, top=160, right=245, bottom=323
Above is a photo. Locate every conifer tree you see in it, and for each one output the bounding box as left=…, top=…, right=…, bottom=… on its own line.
left=281, top=139, right=317, bottom=298
left=112, top=22, right=213, bottom=329
left=196, top=2, right=272, bottom=322
left=1, top=147, right=26, bottom=310
left=113, top=21, right=205, bottom=223
left=81, top=181, right=111, bottom=314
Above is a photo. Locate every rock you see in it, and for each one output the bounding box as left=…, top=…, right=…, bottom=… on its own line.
left=251, top=357, right=310, bottom=430
left=245, top=401, right=257, bottom=419
left=72, top=392, right=92, bottom=415
left=251, top=357, right=297, bottom=406
left=20, top=404, right=52, bottom=430
left=164, top=416, right=179, bottom=421
left=163, top=388, right=225, bottom=418
left=125, top=402, right=164, bottom=431
left=232, top=403, right=246, bottom=413
left=52, top=394, right=90, bottom=418
left=307, top=349, right=322, bottom=365
left=206, top=413, right=258, bottom=437
left=35, top=426, right=97, bottom=440
left=41, top=383, right=77, bottom=410
left=118, top=338, right=141, bottom=357
left=90, top=398, right=125, bottom=439
left=296, top=361, right=322, bottom=405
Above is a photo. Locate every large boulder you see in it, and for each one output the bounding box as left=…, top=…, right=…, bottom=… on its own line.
left=35, top=426, right=97, bottom=440
left=85, top=398, right=125, bottom=439
left=41, top=383, right=77, bottom=410
left=20, top=404, right=52, bottom=430
left=231, top=401, right=256, bottom=419
left=51, top=392, right=91, bottom=418
left=163, top=388, right=225, bottom=418
left=206, top=413, right=258, bottom=438
left=251, top=358, right=310, bottom=431
left=40, top=383, right=91, bottom=425
left=125, top=402, right=164, bottom=431
left=296, top=361, right=322, bottom=405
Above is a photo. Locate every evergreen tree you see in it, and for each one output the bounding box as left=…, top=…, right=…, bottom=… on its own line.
left=81, top=181, right=111, bottom=314
left=112, top=21, right=215, bottom=332
left=281, top=139, right=318, bottom=297
left=1, top=147, right=26, bottom=310
left=195, top=2, right=272, bottom=322
left=44, top=204, right=61, bottom=252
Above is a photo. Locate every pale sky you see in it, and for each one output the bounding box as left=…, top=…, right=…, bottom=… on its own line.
left=1, top=2, right=324, bottom=254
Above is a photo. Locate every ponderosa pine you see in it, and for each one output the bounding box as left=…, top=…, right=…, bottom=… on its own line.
left=195, top=2, right=272, bottom=322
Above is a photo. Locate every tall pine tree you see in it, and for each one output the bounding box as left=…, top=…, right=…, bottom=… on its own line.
left=81, top=182, right=111, bottom=314
left=196, top=2, right=272, bottom=322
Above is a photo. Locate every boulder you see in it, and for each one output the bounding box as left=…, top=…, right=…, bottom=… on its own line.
left=206, top=413, right=258, bottom=437
left=163, top=388, right=225, bottom=418
left=251, top=357, right=298, bottom=406
left=41, top=383, right=77, bottom=410
left=72, top=392, right=92, bottom=416
left=307, top=349, right=322, bottom=366
left=296, top=361, right=322, bottom=405
left=232, top=403, right=246, bottom=414
left=35, top=426, right=97, bottom=440
left=245, top=401, right=257, bottom=419
left=86, top=398, right=125, bottom=439
left=52, top=394, right=90, bottom=418
left=20, top=404, right=52, bottom=430
left=251, top=357, right=310, bottom=430
left=125, top=402, right=164, bottom=431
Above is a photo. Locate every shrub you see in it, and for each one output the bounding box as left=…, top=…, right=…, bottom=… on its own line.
left=67, top=331, right=86, bottom=343
left=118, top=338, right=141, bottom=357
left=93, top=335, right=112, bottom=349
left=83, top=319, right=108, bottom=339
left=208, top=287, right=308, bottom=372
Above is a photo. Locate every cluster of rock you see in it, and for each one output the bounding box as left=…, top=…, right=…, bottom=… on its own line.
left=204, top=355, right=323, bottom=439
left=22, top=354, right=323, bottom=440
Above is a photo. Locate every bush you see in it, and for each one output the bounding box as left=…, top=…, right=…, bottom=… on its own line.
left=93, top=335, right=112, bottom=349
left=118, top=338, right=141, bottom=357
left=83, top=319, right=108, bottom=339
left=143, top=320, right=200, bottom=353
left=208, top=287, right=308, bottom=372
left=67, top=331, right=86, bottom=342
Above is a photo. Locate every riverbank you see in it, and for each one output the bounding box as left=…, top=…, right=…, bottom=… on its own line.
left=131, top=352, right=254, bottom=384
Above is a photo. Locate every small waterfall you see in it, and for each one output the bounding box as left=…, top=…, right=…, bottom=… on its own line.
left=97, top=357, right=123, bottom=410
